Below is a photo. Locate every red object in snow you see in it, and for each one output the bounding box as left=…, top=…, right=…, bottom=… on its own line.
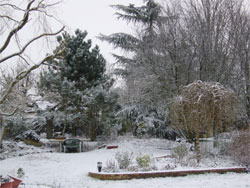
left=0, top=176, right=22, bottom=188
left=8, top=176, right=22, bottom=188
left=1, top=180, right=13, bottom=188
left=55, top=136, right=66, bottom=141
left=106, top=145, right=118, bottom=149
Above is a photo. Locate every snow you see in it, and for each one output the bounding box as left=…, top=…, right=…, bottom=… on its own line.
left=1, top=136, right=250, bottom=188
left=26, top=87, right=55, bottom=110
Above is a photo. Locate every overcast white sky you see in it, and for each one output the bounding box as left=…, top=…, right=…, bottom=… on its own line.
left=58, top=0, right=143, bottom=66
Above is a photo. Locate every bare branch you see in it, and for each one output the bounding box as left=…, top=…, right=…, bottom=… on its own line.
left=0, top=3, right=24, bottom=12
left=0, top=15, right=19, bottom=23
left=0, top=34, right=65, bottom=105
left=0, top=26, right=65, bottom=64
left=0, top=0, right=35, bottom=53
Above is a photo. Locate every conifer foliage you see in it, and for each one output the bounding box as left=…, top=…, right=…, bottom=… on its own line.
left=39, top=29, right=119, bottom=140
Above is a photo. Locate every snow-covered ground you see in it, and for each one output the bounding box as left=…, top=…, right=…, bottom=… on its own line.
left=1, top=136, right=250, bottom=188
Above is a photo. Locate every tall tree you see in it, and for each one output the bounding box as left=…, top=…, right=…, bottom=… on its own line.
left=99, top=0, right=166, bottom=130
left=98, top=0, right=162, bottom=75
left=40, top=29, right=119, bottom=140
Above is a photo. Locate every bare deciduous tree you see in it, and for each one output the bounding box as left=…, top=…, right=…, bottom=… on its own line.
left=0, top=0, right=65, bottom=147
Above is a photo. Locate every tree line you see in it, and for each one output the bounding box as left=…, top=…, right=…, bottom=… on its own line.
left=100, top=0, right=250, bottom=137
left=0, top=0, right=250, bottom=147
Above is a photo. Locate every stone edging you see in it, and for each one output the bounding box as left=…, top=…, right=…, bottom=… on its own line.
left=88, top=167, right=247, bottom=180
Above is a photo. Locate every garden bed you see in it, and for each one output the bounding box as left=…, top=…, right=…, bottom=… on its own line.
left=88, top=167, right=247, bottom=180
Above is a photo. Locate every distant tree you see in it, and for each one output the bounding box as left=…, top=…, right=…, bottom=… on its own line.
left=169, top=80, right=239, bottom=162
left=39, top=29, right=119, bottom=140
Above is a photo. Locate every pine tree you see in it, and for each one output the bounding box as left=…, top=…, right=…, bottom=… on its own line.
left=98, top=1, right=167, bottom=137
left=39, top=29, right=119, bottom=140
left=98, top=0, right=162, bottom=73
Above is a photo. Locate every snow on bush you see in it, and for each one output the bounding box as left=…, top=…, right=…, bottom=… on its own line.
left=136, top=155, right=151, bottom=168
left=171, top=144, right=188, bottom=162
left=16, top=130, right=40, bottom=142
left=115, top=151, right=133, bottom=169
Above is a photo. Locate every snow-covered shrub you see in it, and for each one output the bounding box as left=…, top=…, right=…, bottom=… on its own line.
left=136, top=155, right=151, bottom=168
left=229, top=131, right=250, bottom=166
left=116, top=105, right=175, bottom=139
left=103, top=159, right=118, bottom=172
left=216, top=139, right=231, bottom=156
left=4, top=117, right=29, bottom=139
left=172, top=144, right=188, bottom=161
left=162, top=164, right=176, bottom=170
left=135, top=121, right=148, bottom=138
left=115, top=151, right=133, bottom=169
left=16, top=130, right=40, bottom=142
left=154, top=126, right=178, bottom=140
left=17, top=168, right=25, bottom=178
left=4, top=116, right=47, bottom=141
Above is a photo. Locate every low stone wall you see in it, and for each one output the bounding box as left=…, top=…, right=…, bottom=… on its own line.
left=88, top=167, right=247, bottom=180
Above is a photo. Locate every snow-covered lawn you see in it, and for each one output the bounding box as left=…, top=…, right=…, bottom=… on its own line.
left=1, top=136, right=250, bottom=188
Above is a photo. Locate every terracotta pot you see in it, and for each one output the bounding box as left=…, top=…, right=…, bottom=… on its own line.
left=1, top=181, right=13, bottom=188
left=8, top=176, right=22, bottom=188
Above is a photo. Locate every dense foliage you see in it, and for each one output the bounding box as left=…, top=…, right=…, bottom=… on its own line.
left=39, top=29, right=120, bottom=140
left=1, top=0, right=250, bottom=146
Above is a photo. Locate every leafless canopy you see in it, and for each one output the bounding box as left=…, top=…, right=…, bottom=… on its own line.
left=0, top=0, right=65, bottom=115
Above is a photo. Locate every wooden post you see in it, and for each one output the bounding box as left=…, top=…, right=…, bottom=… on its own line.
left=46, top=116, right=54, bottom=139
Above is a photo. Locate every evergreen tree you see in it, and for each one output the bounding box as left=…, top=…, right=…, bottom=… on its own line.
left=98, top=0, right=168, bottom=137
left=98, top=0, right=162, bottom=74
left=39, top=29, right=119, bottom=140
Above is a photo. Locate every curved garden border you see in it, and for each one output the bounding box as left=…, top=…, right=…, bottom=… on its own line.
left=88, top=167, right=247, bottom=180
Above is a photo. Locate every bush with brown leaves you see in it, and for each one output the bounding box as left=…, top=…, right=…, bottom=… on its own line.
left=229, top=131, right=250, bottom=166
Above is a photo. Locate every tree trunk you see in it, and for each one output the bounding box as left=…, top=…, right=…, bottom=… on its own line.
left=90, top=123, right=97, bottom=141
left=72, top=104, right=81, bottom=137
left=0, top=116, right=5, bottom=149
left=72, top=124, right=76, bottom=137
left=90, top=108, right=98, bottom=141
left=195, top=128, right=201, bottom=164
left=194, top=108, right=201, bottom=164
left=0, top=127, right=5, bottom=149
left=247, top=96, right=250, bottom=119
left=46, top=117, right=54, bottom=139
